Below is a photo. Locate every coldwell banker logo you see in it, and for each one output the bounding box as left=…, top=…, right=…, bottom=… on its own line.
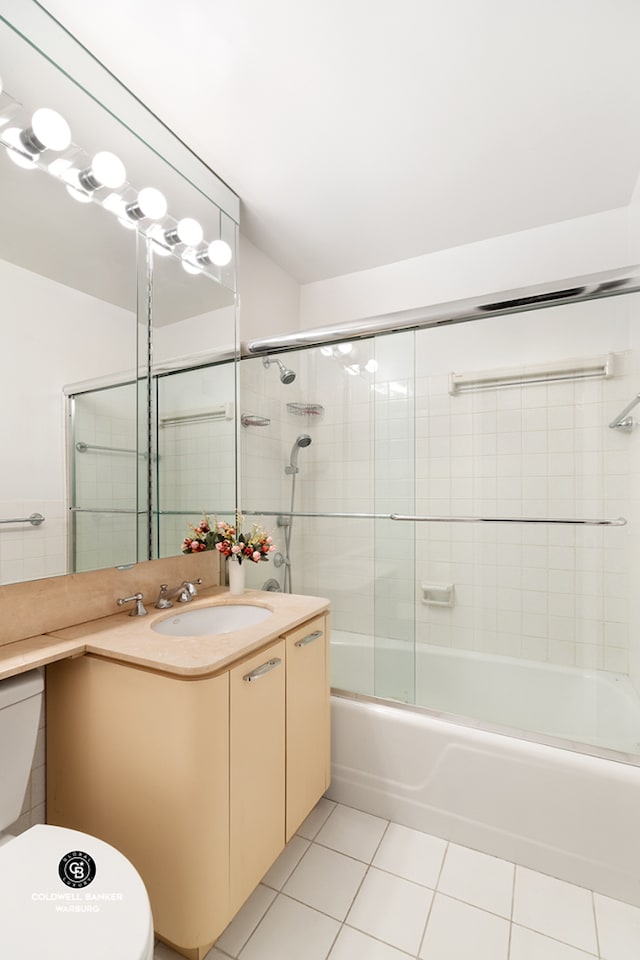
left=58, top=851, right=97, bottom=889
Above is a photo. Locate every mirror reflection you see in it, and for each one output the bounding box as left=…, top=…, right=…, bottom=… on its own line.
left=0, top=14, right=237, bottom=586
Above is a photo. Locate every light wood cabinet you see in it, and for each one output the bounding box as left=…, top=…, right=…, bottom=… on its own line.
left=229, top=640, right=285, bottom=913
left=46, top=613, right=329, bottom=960
left=285, top=615, right=331, bottom=840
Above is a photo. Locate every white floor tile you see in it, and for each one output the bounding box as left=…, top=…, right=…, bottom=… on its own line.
left=262, top=835, right=311, bottom=890
left=205, top=949, right=232, bottom=960
left=347, top=866, right=433, bottom=955
left=215, top=884, right=277, bottom=956
left=509, top=924, right=597, bottom=960
left=437, top=842, right=514, bottom=917
left=154, top=944, right=182, bottom=959
left=297, top=798, right=337, bottom=840
left=513, top=867, right=598, bottom=955
left=594, top=892, right=640, bottom=960
left=315, top=804, right=388, bottom=862
left=330, top=925, right=413, bottom=960
left=419, top=893, right=509, bottom=960
left=239, top=894, right=339, bottom=960
left=283, top=843, right=368, bottom=920
left=372, top=822, right=446, bottom=889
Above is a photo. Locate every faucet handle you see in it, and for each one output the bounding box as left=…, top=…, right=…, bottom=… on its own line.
left=155, top=584, right=173, bottom=609
left=181, top=578, right=202, bottom=598
left=117, top=593, right=147, bottom=617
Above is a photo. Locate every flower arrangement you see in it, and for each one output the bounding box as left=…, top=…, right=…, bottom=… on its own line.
left=182, top=513, right=275, bottom=565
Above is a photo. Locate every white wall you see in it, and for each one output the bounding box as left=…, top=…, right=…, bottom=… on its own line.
left=299, top=207, right=639, bottom=330
left=0, top=257, right=135, bottom=584
left=238, top=233, right=300, bottom=344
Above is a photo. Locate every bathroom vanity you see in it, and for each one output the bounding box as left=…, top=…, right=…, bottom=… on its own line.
left=45, top=591, right=330, bottom=960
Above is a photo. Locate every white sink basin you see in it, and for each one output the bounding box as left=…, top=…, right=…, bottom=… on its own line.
left=152, top=604, right=273, bottom=637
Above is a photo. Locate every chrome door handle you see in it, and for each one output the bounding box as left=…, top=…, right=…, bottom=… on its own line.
left=294, top=630, right=323, bottom=648
left=243, top=657, right=282, bottom=682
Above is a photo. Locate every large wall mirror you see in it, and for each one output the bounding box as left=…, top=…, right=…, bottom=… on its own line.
left=0, top=3, right=238, bottom=587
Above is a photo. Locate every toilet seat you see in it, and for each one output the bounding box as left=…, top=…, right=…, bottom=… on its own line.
left=0, top=824, right=154, bottom=960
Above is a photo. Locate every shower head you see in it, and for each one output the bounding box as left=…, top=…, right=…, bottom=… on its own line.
left=286, top=434, right=312, bottom=474
left=262, top=356, right=296, bottom=384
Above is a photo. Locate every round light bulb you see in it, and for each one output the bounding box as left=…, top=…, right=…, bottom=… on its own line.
left=207, top=239, right=232, bottom=266
left=26, top=108, right=71, bottom=152
left=163, top=217, right=203, bottom=247
left=337, top=342, right=353, bottom=355
left=138, top=187, right=167, bottom=219
left=126, top=186, right=167, bottom=221
left=3, top=128, right=37, bottom=169
left=320, top=346, right=333, bottom=357
left=80, top=150, right=126, bottom=190
left=176, top=217, right=203, bottom=246
left=365, top=358, right=379, bottom=373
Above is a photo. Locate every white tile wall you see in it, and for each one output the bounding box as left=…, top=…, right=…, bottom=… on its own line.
left=239, top=299, right=639, bottom=691
left=8, top=695, right=46, bottom=836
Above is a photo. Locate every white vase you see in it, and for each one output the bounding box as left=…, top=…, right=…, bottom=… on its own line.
left=228, top=557, right=246, bottom=595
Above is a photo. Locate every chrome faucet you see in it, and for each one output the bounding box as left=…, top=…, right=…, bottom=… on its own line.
left=116, top=593, right=148, bottom=617
left=155, top=579, right=202, bottom=609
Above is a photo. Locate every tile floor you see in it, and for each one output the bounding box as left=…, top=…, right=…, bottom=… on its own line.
left=154, top=799, right=640, bottom=960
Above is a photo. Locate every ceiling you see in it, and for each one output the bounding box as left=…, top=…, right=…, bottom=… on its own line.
left=38, top=0, right=640, bottom=284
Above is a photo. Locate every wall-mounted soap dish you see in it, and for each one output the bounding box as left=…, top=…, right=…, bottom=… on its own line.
left=421, top=583, right=455, bottom=607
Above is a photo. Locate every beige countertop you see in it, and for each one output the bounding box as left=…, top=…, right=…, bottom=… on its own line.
left=47, top=587, right=330, bottom=677
left=0, top=588, right=329, bottom=680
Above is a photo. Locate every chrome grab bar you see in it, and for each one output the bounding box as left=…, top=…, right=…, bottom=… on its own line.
left=243, top=658, right=282, bottom=683
left=76, top=441, right=139, bottom=455
left=390, top=514, right=627, bottom=526
left=295, top=630, right=323, bottom=648
left=609, top=393, right=640, bottom=432
left=243, top=509, right=626, bottom=527
left=0, top=513, right=45, bottom=526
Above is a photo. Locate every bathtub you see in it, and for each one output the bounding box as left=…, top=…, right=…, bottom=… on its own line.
left=327, top=631, right=640, bottom=906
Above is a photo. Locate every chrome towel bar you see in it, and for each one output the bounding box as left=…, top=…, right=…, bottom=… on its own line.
left=0, top=513, right=45, bottom=526
left=243, top=509, right=626, bottom=526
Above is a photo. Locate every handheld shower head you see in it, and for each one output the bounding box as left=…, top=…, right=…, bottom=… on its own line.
left=286, top=434, right=312, bottom=474
left=262, top=356, right=296, bottom=384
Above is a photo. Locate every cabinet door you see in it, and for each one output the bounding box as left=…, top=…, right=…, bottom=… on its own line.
left=47, top=656, right=230, bottom=953
left=229, top=639, right=286, bottom=913
left=285, top=615, right=330, bottom=841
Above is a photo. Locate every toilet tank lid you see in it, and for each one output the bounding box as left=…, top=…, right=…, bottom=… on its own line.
left=0, top=670, right=44, bottom=710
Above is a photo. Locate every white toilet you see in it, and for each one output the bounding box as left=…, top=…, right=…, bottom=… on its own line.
left=0, top=669, right=154, bottom=959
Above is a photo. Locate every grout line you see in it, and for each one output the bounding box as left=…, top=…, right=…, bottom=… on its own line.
left=591, top=890, right=601, bottom=959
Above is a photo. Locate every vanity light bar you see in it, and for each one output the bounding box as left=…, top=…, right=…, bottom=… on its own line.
left=449, top=353, right=613, bottom=394
left=0, top=84, right=233, bottom=273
